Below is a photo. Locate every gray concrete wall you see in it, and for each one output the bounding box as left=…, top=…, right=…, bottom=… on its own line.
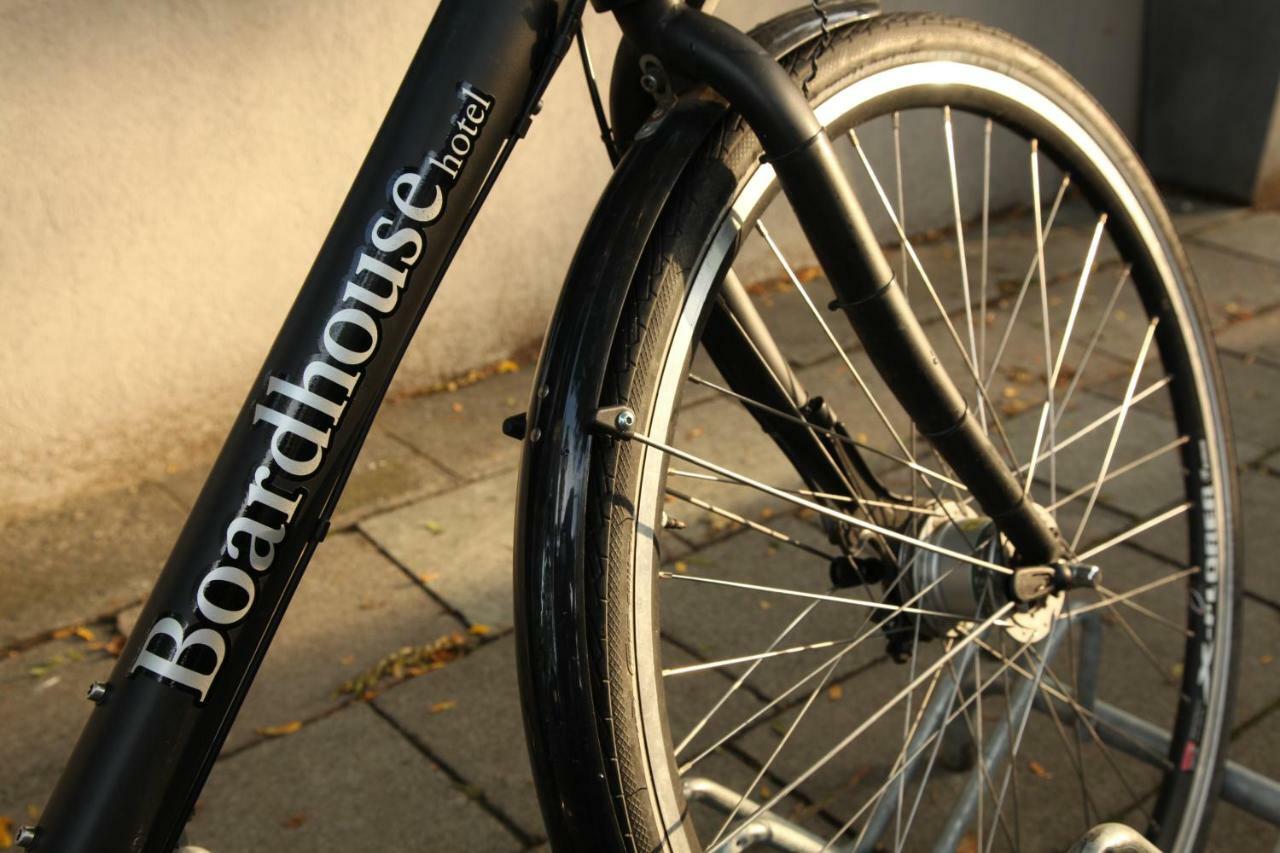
left=0, top=0, right=1144, bottom=513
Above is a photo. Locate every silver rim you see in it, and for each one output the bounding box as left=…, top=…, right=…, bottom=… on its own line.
left=627, top=58, right=1235, bottom=852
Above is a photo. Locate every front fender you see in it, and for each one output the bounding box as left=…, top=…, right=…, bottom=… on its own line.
left=514, top=4, right=880, bottom=848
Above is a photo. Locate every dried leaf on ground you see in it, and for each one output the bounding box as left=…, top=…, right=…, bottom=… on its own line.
left=955, top=831, right=979, bottom=853
left=468, top=624, right=492, bottom=637
left=828, top=685, right=844, bottom=701
left=428, top=700, right=457, bottom=714
left=0, top=816, right=14, bottom=848
left=1028, top=759, right=1052, bottom=780
left=281, top=813, right=307, bottom=830
left=337, top=631, right=475, bottom=698
left=257, top=720, right=304, bottom=738
left=496, top=359, right=519, bottom=374
left=424, top=520, right=444, bottom=535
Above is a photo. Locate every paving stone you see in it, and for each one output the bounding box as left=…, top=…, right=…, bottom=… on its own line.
left=0, top=482, right=186, bottom=645
left=158, top=425, right=456, bottom=530
left=221, top=531, right=463, bottom=752
left=377, top=367, right=532, bottom=482
left=0, top=638, right=115, bottom=825
left=360, top=471, right=517, bottom=631
left=374, top=636, right=543, bottom=839
left=1214, top=308, right=1280, bottom=367
left=1166, top=193, right=1250, bottom=237
left=1185, top=242, right=1280, bottom=329
left=1241, top=470, right=1280, bottom=606
left=1209, top=704, right=1280, bottom=853
left=1219, top=354, right=1280, bottom=462
left=185, top=702, right=520, bottom=852
left=1192, top=211, right=1280, bottom=266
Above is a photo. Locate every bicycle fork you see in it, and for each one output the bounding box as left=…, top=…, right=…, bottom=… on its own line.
left=611, top=0, right=1064, bottom=567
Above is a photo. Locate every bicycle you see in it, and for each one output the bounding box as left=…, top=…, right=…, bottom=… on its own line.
left=21, top=0, right=1240, bottom=850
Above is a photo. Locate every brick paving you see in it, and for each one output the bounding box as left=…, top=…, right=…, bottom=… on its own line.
left=2, top=195, right=1279, bottom=851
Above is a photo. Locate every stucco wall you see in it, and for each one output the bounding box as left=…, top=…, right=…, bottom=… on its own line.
left=0, top=0, right=1143, bottom=513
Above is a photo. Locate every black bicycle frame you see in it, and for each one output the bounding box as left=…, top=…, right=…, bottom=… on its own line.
left=35, top=2, right=585, bottom=850
left=34, top=1, right=1062, bottom=849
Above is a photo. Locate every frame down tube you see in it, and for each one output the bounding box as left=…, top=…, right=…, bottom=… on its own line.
left=34, top=2, right=582, bottom=850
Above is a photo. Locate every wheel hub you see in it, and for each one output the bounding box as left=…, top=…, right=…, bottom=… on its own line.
left=901, top=502, right=1069, bottom=644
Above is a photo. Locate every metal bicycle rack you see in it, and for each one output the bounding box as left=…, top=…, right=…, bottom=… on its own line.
left=683, top=612, right=1280, bottom=852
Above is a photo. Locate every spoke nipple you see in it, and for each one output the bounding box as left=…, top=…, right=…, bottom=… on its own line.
left=86, top=681, right=109, bottom=704
left=16, top=825, right=39, bottom=849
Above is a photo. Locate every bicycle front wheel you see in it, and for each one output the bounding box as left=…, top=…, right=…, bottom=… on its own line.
left=523, top=12, right=1239, bottom=852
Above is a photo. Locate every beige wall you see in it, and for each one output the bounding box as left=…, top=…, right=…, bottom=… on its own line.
left=0, top=0, right=1143, bottom=514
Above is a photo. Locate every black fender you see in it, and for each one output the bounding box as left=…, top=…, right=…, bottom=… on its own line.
left=513, top=4, right=879, bottom=848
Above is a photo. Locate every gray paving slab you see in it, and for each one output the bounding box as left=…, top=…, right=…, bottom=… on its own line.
left=220, top=531, right=463, bottom=752
left=158, top=425, right=456, bottom=530
left=0, top=482, right=186, bottom=646
left=0, top=637, right=114, bottom=825
left=376, top=366, right=532, bottom=482
left=1186, top=242, right=1280, bottom=330
left=1242, top=469, right=1280, bottom=606
left=359, top=471, right=517, bottom=631
left=184, top=702, right=521, bottom=852
left=1166, top=194, right=1251, bottom=237
left=1220, top=354, right=1280, bottom=462
left=373, top=636, right=543, bottom=840
left=1215, top=308, right=1280, bottom=367
left=1208, top=708, right=1280, bottom=852
left=1193, top=211, right=1280, bottom=266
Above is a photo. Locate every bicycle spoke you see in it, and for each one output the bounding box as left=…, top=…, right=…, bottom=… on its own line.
left=685, top=373, right=966, bottom=491
left=943, top=107, right=980, bottom=404
left=658, top=570, right=998, bottom=623
left=1055, top=265, right=1131, bottom=427
left=848, top=127, right=1022, bottom=472
left=630, top=429, right=1013, bottom=573
left=1064, top=566, right=1200, bottom=620
left=1071, top=319, right=1159, bottom=550
left=1076, top=502, right=1191, bottom=561
left=673, top=600, right=822, bottom=757
left=984, top=175, right=1072, bottom=387
left=1046, top=436, right=1189, bottom=512
left=666, top=487, right=838, bottom=561
left=716, top=602, right=1015, bottom=851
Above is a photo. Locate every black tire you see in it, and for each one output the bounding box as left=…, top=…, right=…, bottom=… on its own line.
left=529, top=12, right=1240, bottom=852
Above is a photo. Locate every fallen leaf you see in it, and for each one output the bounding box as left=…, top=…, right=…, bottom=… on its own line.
left=828, top=685, right=844, bottom=701
left=0, top=816, right=13, bottom=848
left=1261, top=654, right=1274, bottom=665
left=257, top=720, right=303, bottom=738
left=496, top=359, right=519, bottom=374
left=417, top=571, right=440, bottom=583
left=450, top=402, right=464, bottom=414
left=1028, top=759, right=1052, bottom=780
left=339, top=654, right=356, bottom=666
left=424, top=520, right=444, bottom=535
left=759, top=507, right=775, bottom=520
left=955, top=831, right=979, bottom=853
left=468, top=624, right=492, bottom=637
left=428, top=700, right=457, bottom=714
left=105, top=635, right=126, bottom=657
left=674, top=561, right=688, bottom=574
left=758, top=600, right=772, bottom=610
left=51, top=627, right=74, bottom=640
left=686, top=426, right=705, bottom=440
left=758, top=784, right=773, bottom=799
left=281, top=813, right=307, bottom=830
